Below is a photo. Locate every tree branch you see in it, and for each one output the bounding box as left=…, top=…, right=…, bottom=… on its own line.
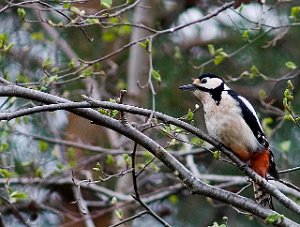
left=0, top=82, right=298, bottom=225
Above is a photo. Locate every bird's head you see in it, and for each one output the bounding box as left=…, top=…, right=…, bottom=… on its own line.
left=179, top=73, right=230, bottom=104
left=179, top=73, right=226, bottom=91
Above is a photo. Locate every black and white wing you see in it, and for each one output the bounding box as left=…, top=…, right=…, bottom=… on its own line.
left=227, top=90, right=269, bottom=148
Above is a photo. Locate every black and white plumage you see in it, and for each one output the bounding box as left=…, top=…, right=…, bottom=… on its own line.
left=179, top=73, right=279, bottom=208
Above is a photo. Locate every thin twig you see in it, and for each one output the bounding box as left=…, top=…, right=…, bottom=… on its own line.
left=279, top=166, right=300, bottom=175
left=109, top=210, right=148, bottom=227
left=0, top=194, right=29, bottom=226
left=131, top=142, right=172, bottom=227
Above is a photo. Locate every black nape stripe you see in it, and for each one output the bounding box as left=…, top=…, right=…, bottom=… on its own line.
left=210, top=83, right=224, bottom=105
left=195, top=83, right=224, bottom=105
left=197, top=83, right=224, bottom=105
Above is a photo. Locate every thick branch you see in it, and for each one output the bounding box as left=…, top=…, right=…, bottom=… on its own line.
left=0, top=83, right=298, bottom=225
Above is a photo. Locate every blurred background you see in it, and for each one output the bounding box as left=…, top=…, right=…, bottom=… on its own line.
left=0, top=0, right=300, bottom=226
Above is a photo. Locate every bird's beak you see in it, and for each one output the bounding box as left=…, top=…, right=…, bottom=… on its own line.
left=178, top=84, right=197, bottom=91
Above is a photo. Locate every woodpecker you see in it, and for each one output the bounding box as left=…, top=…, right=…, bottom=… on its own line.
left=179, top=73, right=279, bottom=208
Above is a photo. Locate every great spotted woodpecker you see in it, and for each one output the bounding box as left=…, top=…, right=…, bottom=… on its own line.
left=179, top=73, right=279, bottom=208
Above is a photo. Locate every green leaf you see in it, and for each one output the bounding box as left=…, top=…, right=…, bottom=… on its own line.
left=0, top=143, right=9, bottom=152
left=122, top=153, right=130, bottom=161
left=35, top=167, right=43, bottom=178
left=111, top=196, right=117, bottom=205
left=143, top=151, right=154, bottom=162
left=10, top=191, right=28, bottom=203
left=186, top=109, right=194, bottom=121
left=17, top=8, right=26, bottom=20
left=284, top=88, right=293, bottom=101
left=279, top=140, right=291, bottom=153
left=0, top=33, right=8, bottom=44
left=290, top=6, right=300, bottom=20
left=111, top=109, right=119, bottom=118
left=287, top=80, right=294, bottom=91
left=169, top=124, right=184, bottom=133
left=214, top=55, right=225, bottom=65
left=86, top=18, right=100, bottom=25
left=106, top=154, right=115, bottom=165
left=283, top=97, right=289, bottom=109
left=48, top=75, right=59, bottom=84
left=102, top=0, right=113, bottom=9
left=150, top=162, right=160, bottom=172
left=82, top=67, right=93, bottom=77
left=162, top=125, right=171, bottom=134
left=215, top=47, right=225, bottom=55
left=56, top=163, right=65, bottom=170
left=93, top=162, right=102, bottom=172
left=285, top=61, right=297, bottom=70
left=138, top=39, right=150, bottom=50
left=102, top=31, right=117, bottom=42
left=31, top=32, right=45, bottom=41
left=262, top=117, right=273, bottom=136
left=208, top=44, right=215, bottom=56
left=23, top=116, right=28, bottom=124
left=152, top=69, right=161, bottom=82
left=168, top=195, right=179, bottom=204
left=63, top=3, right=71, bottom=9
left=174, top=46, right=182, bottom=61
left=70, top=6, right=82, bottom=15
left=0, top=34, right=10, bottom=51
left=66, top=148, right=76, bottom=167
left=50, top=67, right=59, bottom=74
left=123, top=154, right=131, bottom=168
left=68, top=58, right=77, bottom=69
left=98, top=108, right=109, bottom=115
left=242, top=30, right=250, bottom=42
left=169, top=138, right=178, bottom=146
left=118, top=25, right=131, bottom=35
left=265, top=213, right=284, bottom=224
left=114, top=209, right=123, bottom=219
left=284, top=114, right=294, bottom=122
left=0, top=169, right=11, bottom=178
left=39, top=140, right=49, bottom=153
left=42, top=58, right=54, bottom=69
left=4, top=42, right=14, bottom=52
left=259, top=89, right=267, bottom=99
left=190, top=137, right=203, bottom=145
left=213, top=151, right=221, bottom=160
left=250, top=65, right=259, bottom=77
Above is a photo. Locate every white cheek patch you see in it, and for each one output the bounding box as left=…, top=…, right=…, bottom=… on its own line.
left=201, top=78, right=222, bottom=90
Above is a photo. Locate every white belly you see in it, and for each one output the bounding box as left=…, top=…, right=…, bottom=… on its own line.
left=203, top=95, right=262, bottom=153
left=206, top=114, right=260, bottom=152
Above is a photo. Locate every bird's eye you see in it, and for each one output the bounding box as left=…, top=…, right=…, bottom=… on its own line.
left=201, top=79, right=207, bottom=83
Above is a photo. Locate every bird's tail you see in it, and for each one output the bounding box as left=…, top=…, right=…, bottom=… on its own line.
left=253, top=182, right=274, bottom=209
